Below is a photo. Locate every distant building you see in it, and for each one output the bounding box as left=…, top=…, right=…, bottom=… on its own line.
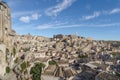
left=34, top=51, right=46, bottom=58
left=53, top=34, right=64, bottom=40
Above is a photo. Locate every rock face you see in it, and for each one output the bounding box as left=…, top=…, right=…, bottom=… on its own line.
left=0, top=44, right=7, bottom=76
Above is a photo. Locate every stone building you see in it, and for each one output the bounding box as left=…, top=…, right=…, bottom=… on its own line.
left=0, top=1, right=13, bottom=77
left=0, top=1, right=12, bottom=42
left=0, top=1, right=15, bottom=51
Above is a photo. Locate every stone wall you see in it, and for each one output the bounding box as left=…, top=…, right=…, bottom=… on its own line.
left=0, top=44, right=7, bottom=76
left=0, top=1, right=13, bottom=52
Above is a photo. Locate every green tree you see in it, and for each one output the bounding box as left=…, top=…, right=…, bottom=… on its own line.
left=6, top=66, right=10, bottom=73
left=20, top=61, right=27, bottom=73
left=30, top=63, right=45, bottom=80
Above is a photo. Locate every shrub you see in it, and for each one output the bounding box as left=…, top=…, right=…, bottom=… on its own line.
left=49, top=60, right=57, bottom=65
left=13, top=47, right=16, bottom=56
left=30, top=63, right=45, bottom=80
left=6, top=66, right=10, bottom=73
left=14, top=57, right=19, bottom=63
left=6, top=48, right=9, bottom=53
left=20, top=62, right=27, bottom=73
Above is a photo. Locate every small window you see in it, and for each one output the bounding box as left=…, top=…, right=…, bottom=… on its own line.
left=5, top=27, right=7, bottom=30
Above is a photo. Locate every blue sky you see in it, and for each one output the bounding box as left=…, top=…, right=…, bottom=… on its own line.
left=3, top=0, right=120, bottom=40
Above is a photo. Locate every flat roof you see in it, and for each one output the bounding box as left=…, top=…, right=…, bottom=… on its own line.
left=85, top=63, right=98, bottom=68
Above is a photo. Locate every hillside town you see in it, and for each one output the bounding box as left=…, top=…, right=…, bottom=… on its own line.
left=0, top=1, right=120, bottom=80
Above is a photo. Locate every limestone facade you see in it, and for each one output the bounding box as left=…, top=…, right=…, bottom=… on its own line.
left=0, top=1, right=13, bottom=51
left=0, top=1, right=12, bottom=77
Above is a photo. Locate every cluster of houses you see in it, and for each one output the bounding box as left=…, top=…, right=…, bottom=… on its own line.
left=9, top=34, right=120, bottom=80
left=0, top=1, right=120, bottom=80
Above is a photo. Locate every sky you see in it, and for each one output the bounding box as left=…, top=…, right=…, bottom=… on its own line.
left=3, top=0, right=120, bottom=40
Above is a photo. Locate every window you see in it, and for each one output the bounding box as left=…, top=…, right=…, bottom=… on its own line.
left=5, top=27, right=7, bottom=30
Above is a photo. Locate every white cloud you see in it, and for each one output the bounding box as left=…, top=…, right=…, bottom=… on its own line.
left=81, top=8, right=120, bottom=21
left=12, top=11, right=34, bottom=18
left=37, top=22, right=68, bottom=29
left=31, top=13, right=41, bottom=20
left=45, top=0, right=76, bottom=16
left=12, top=10, right=41, bottom=18
left=19, top=16, right=30, bottom=23
left=82, top=12, right=100, bottom=20
left=109, top=8, right=120, bottom=14
left=37, top=24, right=53, bottom=29
left=36, top=22, right=120, bottom=30
left=19, top=13, right=41, bottom=23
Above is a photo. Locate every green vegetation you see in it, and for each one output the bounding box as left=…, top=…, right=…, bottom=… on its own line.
left=6, top=48, right=9, bottom=53
left=6, top=66, right=10, bottom=73
left=20, top=61, right=30, bottom=73
left=20, top=61, right=27, bottom=73
left=49, top=60, right=57, bottom=65
left=13, top=47, right=16, bottom=56
left=30, top=63, right=45, bottom=80
left=26, top=61, right=30, bottom=67
left=6, top=48, right=9, bottom=61
left=78, top=54, right=88, bottom=58
left=14, top=57, right=19, bottom=63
